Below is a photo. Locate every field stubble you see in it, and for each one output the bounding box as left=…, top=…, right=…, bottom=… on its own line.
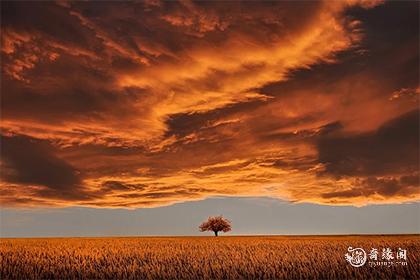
left=1, top=235, right=419, bottom=279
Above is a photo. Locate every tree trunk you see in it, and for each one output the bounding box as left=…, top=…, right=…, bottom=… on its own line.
left=214, top=231, right=218, bottom=237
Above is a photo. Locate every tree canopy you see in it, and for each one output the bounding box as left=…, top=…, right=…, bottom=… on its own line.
left=199, top=216, right=232, bottom=236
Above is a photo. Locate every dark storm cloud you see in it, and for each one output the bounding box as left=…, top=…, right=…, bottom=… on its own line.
left=260, top=1, right=418, bottom=103
left=261, top=120, right=344, bottom=142
left=1, top=136, right=96, bottom=204
left=1, top=1, right=97, bottom=47
left=1, top=76, right=149, bottom=128
left=322, top=175, right=419, bottom=199
left=165, top=99, right=265, bottom=138
left=1, top=135, right=81, bottom=189
left=318, top=110, right=419, bottom=177
left=317, top=122, right=344, bottom=136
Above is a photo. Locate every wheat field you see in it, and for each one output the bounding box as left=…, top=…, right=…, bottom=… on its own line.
left=1, top=235, right=419, bottom=279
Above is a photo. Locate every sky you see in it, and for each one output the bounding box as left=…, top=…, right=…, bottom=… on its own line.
left=1, top=198, right=419, bottom=237
left=0, top=0, right=419, bottom=236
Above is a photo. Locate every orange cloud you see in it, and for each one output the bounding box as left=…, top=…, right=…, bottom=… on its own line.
left=1, top=0, right=418, bottom=208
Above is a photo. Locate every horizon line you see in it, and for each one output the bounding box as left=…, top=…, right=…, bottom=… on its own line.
left=2, top=233, right=420, bottom=239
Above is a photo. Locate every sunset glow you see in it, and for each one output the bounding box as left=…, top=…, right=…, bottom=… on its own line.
left=1, top=0, right=419, bottom=208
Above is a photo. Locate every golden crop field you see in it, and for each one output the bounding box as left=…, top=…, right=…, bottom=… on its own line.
left=1, top=235, right=419, bottom=279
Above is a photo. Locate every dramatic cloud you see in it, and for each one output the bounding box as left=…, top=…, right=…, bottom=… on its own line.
left=318, top=110, right=419, bottom=177
left=0, top=134, right=94, bottom=205
left=1, top=135, right=81, bottom=189
left=1, top=0, right=418, bottom=208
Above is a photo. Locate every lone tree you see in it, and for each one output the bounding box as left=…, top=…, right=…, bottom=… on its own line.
left=199, top=215, right=231, bottom=236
